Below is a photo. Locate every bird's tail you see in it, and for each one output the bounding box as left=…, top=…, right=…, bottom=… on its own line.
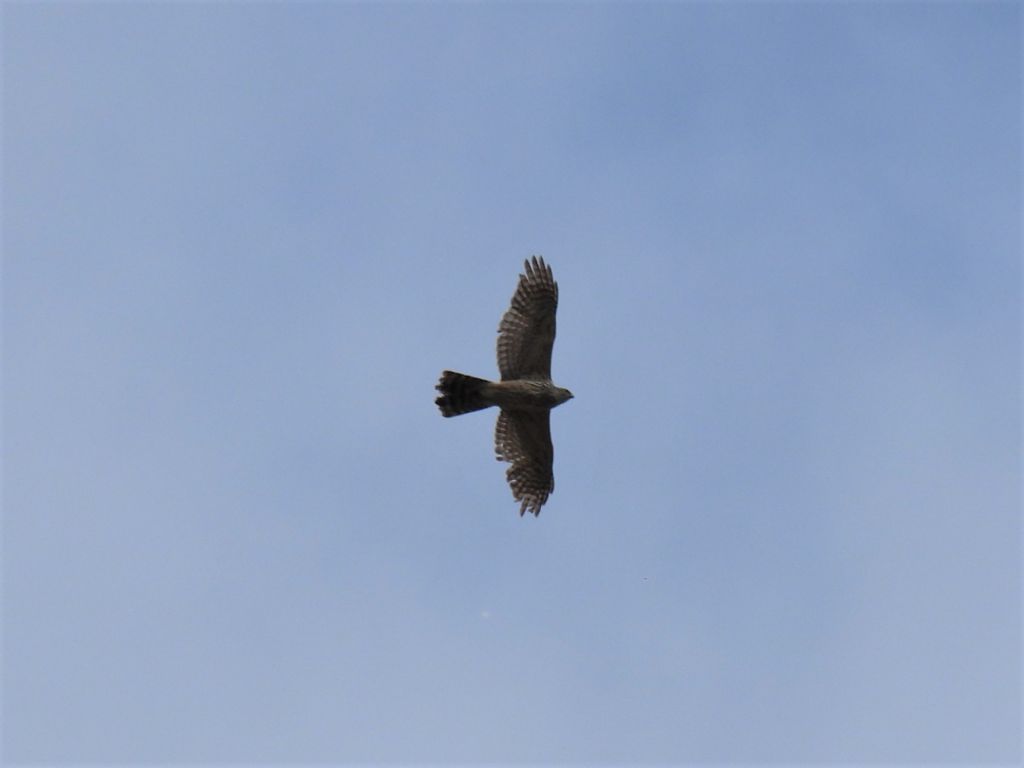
left=435, top=371, right=493, bottom=417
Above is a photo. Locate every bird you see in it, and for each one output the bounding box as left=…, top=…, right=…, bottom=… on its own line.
left=435, top=256, right=573, bottom=516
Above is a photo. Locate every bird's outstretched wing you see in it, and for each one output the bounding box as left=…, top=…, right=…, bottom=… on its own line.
left=495, top=409, right=554, bottom=516
left=497, top=256, right=558, bottom=380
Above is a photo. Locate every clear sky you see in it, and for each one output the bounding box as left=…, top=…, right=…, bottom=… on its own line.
left=3, top=2, right=1020, bottom=764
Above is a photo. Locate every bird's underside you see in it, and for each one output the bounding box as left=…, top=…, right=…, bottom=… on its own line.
left=435, top=256, right=572, bottom=516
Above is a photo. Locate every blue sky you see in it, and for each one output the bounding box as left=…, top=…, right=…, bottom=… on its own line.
left=3, top=2, right=1020, bottom=764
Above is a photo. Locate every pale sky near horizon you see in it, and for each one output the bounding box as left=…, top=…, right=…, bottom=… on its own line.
left=3, top=2, right=1021, bottom=764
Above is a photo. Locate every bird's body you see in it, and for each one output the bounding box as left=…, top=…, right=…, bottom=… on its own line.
left=435, top=256, right=572, bottom=516
left=436, top=373, right=572, bottom=416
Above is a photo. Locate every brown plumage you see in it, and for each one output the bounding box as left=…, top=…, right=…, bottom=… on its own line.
left=435, top=256, right=573, bottom=516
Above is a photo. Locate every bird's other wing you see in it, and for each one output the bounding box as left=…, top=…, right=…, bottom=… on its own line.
left=495, top=409, right=554, bottom=516
left=497, top=256, right=558, bottom=381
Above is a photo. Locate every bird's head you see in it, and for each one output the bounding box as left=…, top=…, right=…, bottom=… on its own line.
left=554, top=387, right=574, bottom=406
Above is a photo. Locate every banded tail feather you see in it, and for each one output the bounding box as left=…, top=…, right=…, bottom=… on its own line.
left=435, top=371, right=493, bottom=417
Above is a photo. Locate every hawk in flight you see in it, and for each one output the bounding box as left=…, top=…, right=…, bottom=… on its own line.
left=436, top=256, right=573, bottom=516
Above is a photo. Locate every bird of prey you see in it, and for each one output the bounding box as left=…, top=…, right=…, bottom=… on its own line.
left=435, top=256, right=573, bottom=516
